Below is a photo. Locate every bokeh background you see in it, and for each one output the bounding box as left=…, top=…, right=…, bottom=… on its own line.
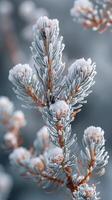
left=0, top=0, right=112, bottom=199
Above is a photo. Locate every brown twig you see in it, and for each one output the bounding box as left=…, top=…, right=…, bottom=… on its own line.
left=27, top=86, right=46, bottom=107
left=56, top=116, right=96, bottom=194
left=78, top=153, right=96, bottom=186
left=67, top=85, right=80, bottom=104
left=56, top=121, right=77, bottom=193
left=20, top=161, right=64, bottom=186
left=41, top=172, right=64, bottom=185
left=42, top=29, right=54, bottom=104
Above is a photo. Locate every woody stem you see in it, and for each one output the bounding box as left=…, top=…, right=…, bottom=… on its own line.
left=56, top=120, right=77, bottom=193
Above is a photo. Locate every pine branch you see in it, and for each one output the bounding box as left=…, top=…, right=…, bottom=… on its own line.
left=71, top=0, right=112, bottom=32
left=0, top=16, right=109, bottom=200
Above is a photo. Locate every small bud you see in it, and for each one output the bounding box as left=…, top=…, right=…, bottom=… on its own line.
left=29, top=157, right=45, bottom=172
left=35, top=16, right=59, bottom=34
left=9, top=147, right=31, bottom=166
left=8, top=64, right=39, bottom=108
left=47, top=147, right=64, bottom=165
left=84, top=126, right=104, bottom=145
left=9, top=64, right=33, bottom=86
left=68, top=58, right=95, bottom=85
left=50, top=100, right=70, bottom=119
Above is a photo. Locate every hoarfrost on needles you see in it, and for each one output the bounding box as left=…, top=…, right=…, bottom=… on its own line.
left=0, top=16, right=108, bottom=200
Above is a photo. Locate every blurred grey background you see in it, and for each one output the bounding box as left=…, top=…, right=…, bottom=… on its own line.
left=0, top=0, right=112, bottom=199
